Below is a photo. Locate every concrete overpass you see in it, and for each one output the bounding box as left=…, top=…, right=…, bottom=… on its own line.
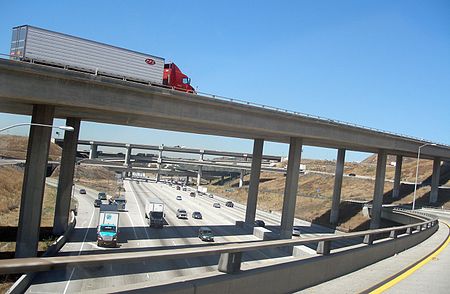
left=53, top=138, right=283, bottom=162
left=1, top=57, right=450, bottom=260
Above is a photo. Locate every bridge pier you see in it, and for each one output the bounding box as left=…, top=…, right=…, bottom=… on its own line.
left=245, top=139, right=264, bottom=225
left=430, top=157, right=441, bottom=204
left=330, top=148, right=345, bottom=225
left=156, top=147, right=163, bottom=182
left=197, top=166, right=202, bottom=187
left=280, top=137, right=303, bottom=239
left=392, top=155, right=403, bottom=199
left=16, top=105, right=55, bottom=258
left=89, top=143, right=98, bottom=159
left=53, top=118, right=81, bottom=235
left=239, top=170, right=245, bottom=188
left=124, top=144, right=131, bottom=166
left=370, top=150, right=387, bottom=229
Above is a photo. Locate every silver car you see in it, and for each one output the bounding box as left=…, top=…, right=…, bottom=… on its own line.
left=292, top=226, right=301, bottom=236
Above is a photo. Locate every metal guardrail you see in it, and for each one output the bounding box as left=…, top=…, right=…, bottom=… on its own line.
left=1, top=54, right=447, bottom=148
left=0, top=208, right=438, bottom=275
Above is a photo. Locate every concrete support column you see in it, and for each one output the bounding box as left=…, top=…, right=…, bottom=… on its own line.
left=392, top=155, right=403, bottom=199
left=330, top=149, right=345, bottom=225
left=220, top=175, right=225, bottom=185
left=89, top=143, right=97, bottom=159
left=197, top=166, right=202, bottom=187
left=156, top=148, right=162, bottom=182
left=53, top=118, right=81, bottom=235
left=370, top=150, right=387, bottom=229
left=124, top=145, right=132, bottom=166
left=430, top=158, right=441, bottom=204
left=199, top=150, right=204, bottom=162
left=16, top=105, right=55, bottom=258
left=186, top=176, right=189, bottom=184
left=155, top=170, right=161, bottom=182
left=280, top=137, right=303, bottom=239
left=245, top=139, right=264, bottom=225
left=239, top=170, right=245, bottom=188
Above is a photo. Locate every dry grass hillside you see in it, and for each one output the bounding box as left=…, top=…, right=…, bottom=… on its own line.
left=206, top=155, right=449, bottom=232
left=0, top=135, right=61, bottom=161
left=51, top=165, right=118, bottom=195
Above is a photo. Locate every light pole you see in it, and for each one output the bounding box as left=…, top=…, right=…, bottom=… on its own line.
left=412, top=143, right=437, bottom=210
left=0, top=122, right=74, bottom=133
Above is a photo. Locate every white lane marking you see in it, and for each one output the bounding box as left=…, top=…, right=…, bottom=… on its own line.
left=128, top=181, right=150, bottom=239
left=63, top=206, right=96, bottom=294
left=126, top=212, right=139, bottom=246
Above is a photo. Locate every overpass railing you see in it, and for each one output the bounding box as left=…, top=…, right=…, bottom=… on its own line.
left=0, top=208, right=438, bottom=275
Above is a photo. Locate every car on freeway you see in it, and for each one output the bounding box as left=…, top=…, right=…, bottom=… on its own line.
left=94, top=199, right=102, bottom=208
left=176, top=186, right=181, bottom=190
left=192, top=211, right=203, bottom=219
left=79, top=189, right=86, bottom=194
left=292, top=226, right=301, bottom=236
left=213, top=203, right=221, bottom=208
left=189, top=192, right=196, bottom=197
left=198, top=227, right=214, bottom=242
left=182, top=187, right=187, bottom=191
left=98, top=192, right=107, bottom=200
left=348, top=173, right=356, bottom=177
left=208, top=193, right=214, bottom=198
left=254, top=220, right=266, bottom=227
left=225, top=201, right=234, bottom=207
left=176, top=209, right=188, bottom=219
left=176, top=195, right=182, bottom=200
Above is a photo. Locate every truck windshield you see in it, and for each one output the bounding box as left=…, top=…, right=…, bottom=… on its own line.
left=151, top=211, right=163, bottom=218
left=182, top=77, right=191, bottom=85
left=101, top=225, right=116, bottom=232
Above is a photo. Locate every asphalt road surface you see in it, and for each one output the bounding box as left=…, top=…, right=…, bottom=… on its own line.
left=27, top=179, right=340, bottom=293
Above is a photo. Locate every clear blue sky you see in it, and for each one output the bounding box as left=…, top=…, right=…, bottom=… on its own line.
left=1, top=1, right=449, bottom=162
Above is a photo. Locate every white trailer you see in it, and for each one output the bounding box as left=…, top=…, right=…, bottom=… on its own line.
left=145, top=201, right=165, bottom=228
left=10, top=25, right=165, bottom=84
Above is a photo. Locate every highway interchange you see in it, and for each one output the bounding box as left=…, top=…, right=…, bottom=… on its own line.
left=27, top=179, right=343, bottom=293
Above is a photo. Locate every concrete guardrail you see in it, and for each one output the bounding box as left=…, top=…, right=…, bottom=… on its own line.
left=6, top=211, right=76, bottom=294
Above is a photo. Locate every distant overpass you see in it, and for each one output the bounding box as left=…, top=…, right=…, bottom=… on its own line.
left=53, top=138, right=283, bottom=162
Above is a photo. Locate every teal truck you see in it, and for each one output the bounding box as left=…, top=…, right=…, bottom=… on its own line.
left=97, top=204, right=119, bottom=247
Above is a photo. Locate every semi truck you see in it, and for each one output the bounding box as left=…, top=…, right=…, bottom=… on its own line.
left=97, top=204, right=119, bottom=247
left=109, top=195, right=127, bottom=211
left=145, top=201, right=165, bottom=228
left=10, top=25, right=195, bottom=93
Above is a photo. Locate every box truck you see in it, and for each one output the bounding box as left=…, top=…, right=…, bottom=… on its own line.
left=97, top=204, right=119, bottom=247
left=145, top=201, right=165, bottom=228
left=10, top=25, right=195, bottom=93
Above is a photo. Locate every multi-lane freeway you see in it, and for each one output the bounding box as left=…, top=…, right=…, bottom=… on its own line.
left=27, top=179, right=341, bottom=293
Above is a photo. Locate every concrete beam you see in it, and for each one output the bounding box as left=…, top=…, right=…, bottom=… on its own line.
left=370, top=150, right=387, bottom=229
left=53, top=118, right=81, bottom=235
left=392, top=155, right=403, bottom=199
left=245, top=139, right=264, bottom=225
left=1, top=60, right=449, bottom=160
left=330, top=149, right=345, bottom=225
left=280, top=137, right=303, bottom=239
left=430, top=158, right=441, bottom=204
left=16, top=105, right=55, bottom=258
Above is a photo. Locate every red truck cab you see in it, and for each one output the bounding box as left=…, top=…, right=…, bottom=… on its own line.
left=163, top=63, right=195, bottom=93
